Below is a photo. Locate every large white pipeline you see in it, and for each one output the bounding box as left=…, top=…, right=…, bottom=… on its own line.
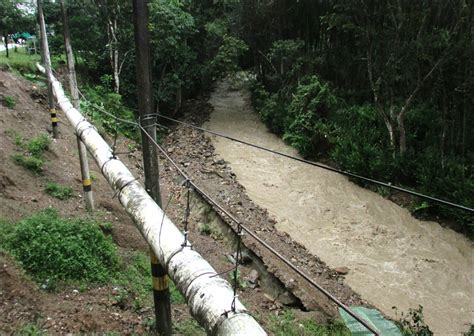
left=37, top=64, right=266, bottom=336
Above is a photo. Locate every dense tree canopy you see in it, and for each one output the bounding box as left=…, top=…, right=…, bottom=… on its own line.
left=34, top=0, right=473, bottom=228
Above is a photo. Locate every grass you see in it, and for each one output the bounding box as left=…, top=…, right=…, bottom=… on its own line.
left=267, top=310, right=351, bottom=336
left=14, top=323, right=46, bottom=336
left=174, top=319, right=206, bottom=335
left=11, top=154, right=44, bottom=174
left=0, top=208, right=119, bottom=291
left=44, top=182, right=74, bottom=200
left=0, top=47, right=41, bottom=74
left=10, top=133, right=51, bottom=174
left=113, top=250, right=186, bottom=312
left=26, top=134, right=51, bottom=157
left=3, top=95, right=16, bottom=108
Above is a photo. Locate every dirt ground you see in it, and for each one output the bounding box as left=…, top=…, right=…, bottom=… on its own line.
left=0, top=69, right=371, bottom=334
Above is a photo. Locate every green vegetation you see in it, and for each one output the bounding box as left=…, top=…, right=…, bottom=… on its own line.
left=26, top=134, right=50, bottom=157
left=228, top=269, right=247, bottom=290
left=2, top=95, right=16, bottom=108
left=0, top=208, right=119, bottom=290
left=11, top=154, right=44, bottom=174
left=113, top=250, right=185, bottom=312
left=14, top=323, right=46, bottom=336
left=464, top=325, right=474, bottom=336
left=0, top=47, right=41, bottom=74
left=174, top=319, right=206, bottom=336
left=267, top=310, right=350, bottom=336
left=8, top=0, right=469, bottom=233
left=44, top=182, right=74, bottom=200
left=11, top=133, right=51, bottom=174
left=394, top=306, right=433, bottom=336
left=239, top=1, right=473, bottom=231
left=80, top=76, right=138, bottom=141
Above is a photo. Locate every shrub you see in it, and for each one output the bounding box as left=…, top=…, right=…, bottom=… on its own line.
left=329, top=104, right=397, bottom=181
left=11, top=133, right=51, bottom=174
left=3, top=208, right=119, bottom=290
left=283, top=76, right=338, bottom=157
left=205, top=34, right=248, bottom=80
left=27, top=134, right=50, bottom=157
left=3, top=95, right=16, bottom=109
left=81, top=78, right=138, bottom=140
left=394, top=305, right=433, bottom=336
left=44, top=182, right=74, bottom=200
left=251, top=82, right=289, bottom=135
left=11, top=154, right=44, bottom=174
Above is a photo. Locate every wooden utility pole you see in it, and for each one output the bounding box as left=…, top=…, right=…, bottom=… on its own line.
left=60, top=0, right=94, bottom=210
left=132, top=1, right=172, bottom=335
left=37, top=0, right=58, bottom=138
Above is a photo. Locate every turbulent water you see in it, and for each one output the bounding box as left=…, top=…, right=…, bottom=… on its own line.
left=205, top=80, right=473, bottom=335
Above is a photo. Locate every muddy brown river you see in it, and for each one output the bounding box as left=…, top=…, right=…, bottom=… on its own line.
left=205, top=80, right=473, bottom=335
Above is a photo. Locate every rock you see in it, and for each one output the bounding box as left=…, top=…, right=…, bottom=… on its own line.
left=226, top=254, right=236, bottom=264
left=248, top=269, right=259, bottom=284
left=335, top=266, right=350, bottom=275
left=263, top=293, right=275, bottom=302
left=277, top=291, right=299, bottom=306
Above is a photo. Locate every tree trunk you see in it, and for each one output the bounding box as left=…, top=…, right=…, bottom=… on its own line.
left=60, top=0, right=79, bottom=107
left=175, top=85, right=182, bottom=115
left=396, top=112, right=406, bottom=156
left=4, top=33, right=9, bottom=58
left=113, top=44, right=119, bottom=93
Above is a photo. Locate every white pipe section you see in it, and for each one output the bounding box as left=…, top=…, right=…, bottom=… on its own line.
left=37, top=64, right=266, bottom=336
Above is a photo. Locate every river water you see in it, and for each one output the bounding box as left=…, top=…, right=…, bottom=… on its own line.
left=205, top=80, right=473, bottom=335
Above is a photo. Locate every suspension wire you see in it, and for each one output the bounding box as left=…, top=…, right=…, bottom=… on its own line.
left=156, top=114, right=474, bottom=214
left=182, top=179, right=192, bottom=248
left=72, top=91, right=380, bottom=334
left=231, top=224, right=243, bottom=312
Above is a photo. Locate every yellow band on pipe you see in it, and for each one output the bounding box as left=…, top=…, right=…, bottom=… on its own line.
left=51, top=117, right=59, bottom=122
left=83, top=178, right=92, bottom=187
left=153, top=276, right=169, bottom=291
left=150, top=251, right=159, bottom=264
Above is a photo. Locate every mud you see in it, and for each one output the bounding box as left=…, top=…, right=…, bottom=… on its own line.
left=206, top=80, right=474, bottom=335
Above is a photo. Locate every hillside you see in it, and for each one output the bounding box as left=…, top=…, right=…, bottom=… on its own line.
left=0, top=69, right=364, bottom=334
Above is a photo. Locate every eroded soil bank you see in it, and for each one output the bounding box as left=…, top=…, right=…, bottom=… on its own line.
left=206, top=80, right=473, bottom=335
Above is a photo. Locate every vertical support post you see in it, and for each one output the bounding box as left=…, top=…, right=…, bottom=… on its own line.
left=60, top=0, right=94, bottom=210
left=132, top=1, right=172, bottom=334
left=37, top=0, right=58, bottom=138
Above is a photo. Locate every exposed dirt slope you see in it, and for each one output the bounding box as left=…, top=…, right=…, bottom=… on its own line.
left=0, top=69, right=160, bottom=334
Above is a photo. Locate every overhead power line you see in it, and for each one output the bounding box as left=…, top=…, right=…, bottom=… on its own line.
left=156, top=114, right=474, bottom=214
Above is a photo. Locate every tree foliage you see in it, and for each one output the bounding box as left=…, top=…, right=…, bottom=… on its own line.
left=37, top=0, right=473, bottom=228
left=239, top=0, right=473, bottom=227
